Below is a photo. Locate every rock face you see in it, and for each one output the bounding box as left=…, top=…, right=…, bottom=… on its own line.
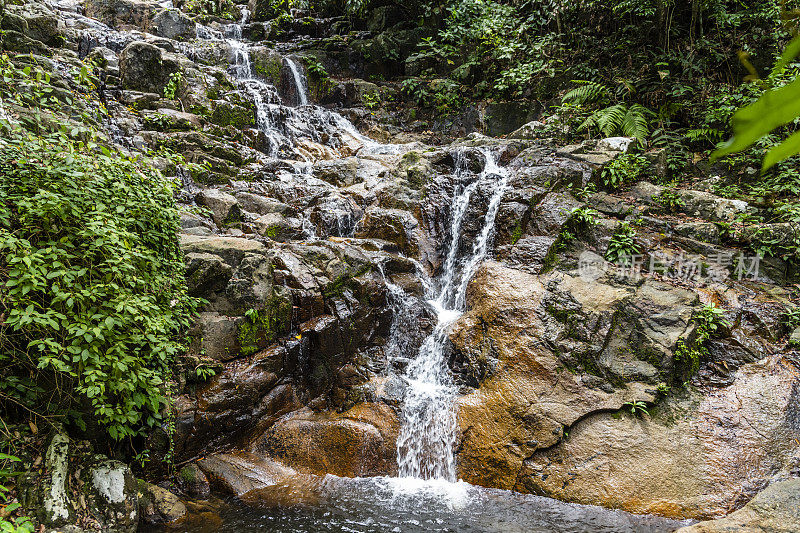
left=677, top=479, right=800, bottom=532
left=517, top=357, right=800, bottom=519
left=137, top=481, right=187, bottom=525
left=451, top=262, right=694, bottom=490
left=119, top=41, right=181, bottom=94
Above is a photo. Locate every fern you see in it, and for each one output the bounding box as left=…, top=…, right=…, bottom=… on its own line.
left=562, top=80, right=609, bottom=105
left=581, top=103, right=651, bottom=143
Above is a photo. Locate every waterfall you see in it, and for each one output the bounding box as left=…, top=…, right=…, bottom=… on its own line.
left=285, top=57, right=309, bottom=106
left=395, top=148, right=509, bottom=482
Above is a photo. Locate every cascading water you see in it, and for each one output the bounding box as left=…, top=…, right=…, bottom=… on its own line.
left=285, top=56, right=310, bottom=106
left=395, top=148, right=509, bottom=482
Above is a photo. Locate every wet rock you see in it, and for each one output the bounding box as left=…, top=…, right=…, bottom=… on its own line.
left=356, top=207, right=420, bottom=255
left=188, top=311, right=241, bottom=362
left=198, top=452, right=296, bottom=496
left=252, top=403, right=400, bottom=477
left=83, top=459, right=139, bottom=532
left=185, top=252, right=233, bottom=297
left=234, top=192, right=294, bottom=217
left=494, top=235, right=556, bottom=274
left=138, top=481, right=187, bottom=525
left=150, top=8, right=195, bottom=41
left=119, top=41, right=180, bottom=94
left=177, top=464, right=211, bottom=500
left=210, top=100, right=256, bottom=129
left=517, top=356, right=800, bottom=520
left=677, top=479, right=800, bottom=532
left=195, top=189, right=243, bottom=228
left=309, top=194, right=363, bottom=238
left=450, top=262, right=700, bottom=491
left=253, top=212, right=303, bottom=242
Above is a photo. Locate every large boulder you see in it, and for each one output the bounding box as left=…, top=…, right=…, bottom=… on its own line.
left=516, top=356, right=800, bottom=520
left=119, top=41, right=181, bottom=94
left=252, top=403, right=400, bottom=477
left=150, top=8, right=196, bottom=41
left=3, top=1, right=65, bottom=47
left=451, top=263, right=685, bottom=489
left=83, top=459, right=139, bottom=532
left=137, top=481, right=187, bottom=526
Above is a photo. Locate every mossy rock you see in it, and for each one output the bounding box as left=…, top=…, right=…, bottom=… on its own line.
left=237, top=292, right=293, bottom=356
left=210, top=101, right=255, bottom=128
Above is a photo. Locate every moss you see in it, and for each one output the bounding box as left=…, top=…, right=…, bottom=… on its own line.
left=179, top=465, right=196, bottom=483
left=238, top=295, right=293, bottom=356
left=323, top=264, right=372, bottom=298
left=210, top=102, right=255, bottom=128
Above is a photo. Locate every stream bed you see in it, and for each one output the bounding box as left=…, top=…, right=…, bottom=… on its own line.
left=164, top=476, right=690, bottom=533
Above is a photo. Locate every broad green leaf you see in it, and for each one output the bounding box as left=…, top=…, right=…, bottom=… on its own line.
left=712, top=76, right=800, bottom=161
left=763, top=129, right=800, bottom=170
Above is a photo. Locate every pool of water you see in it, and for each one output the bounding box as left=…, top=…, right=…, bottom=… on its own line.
left=166, top=476, right=690, bottom=533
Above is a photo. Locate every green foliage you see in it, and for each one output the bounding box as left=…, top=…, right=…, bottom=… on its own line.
left=302, top=56, right=329, bottom=82
left=600, top=153, right=649, bottom=190
left=622, top=400, right=649, bottom=417
left=183, top=0, right=239, bottom=20
left=654, top=190, right=685, bottom=212
left=0, top=122, right=198, bottom=441
left=782, top=306, right=800, bottom=331
left=0, top=454, right=34, bottom=533
left=675, top=303, right=730, bottom=383
left=163, top=71, right=183, bottom=100
left=581, top=103, right=652, bottom=142
left=606, top=222, right=640, bottom=264
left=362, top=90, right=380, bottom=110
left=713, top=35, right=800, bottom=171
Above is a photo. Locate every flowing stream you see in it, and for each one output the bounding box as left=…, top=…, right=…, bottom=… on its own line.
left=396, top=148, right=508, bottom=481
left=166, top=13, right=686, bottom=533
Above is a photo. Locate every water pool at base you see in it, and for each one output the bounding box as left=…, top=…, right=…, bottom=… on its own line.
left=168, top=475, right=689, bottom=533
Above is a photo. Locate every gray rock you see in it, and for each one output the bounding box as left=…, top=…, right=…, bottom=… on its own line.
left=84, top=459, right=139, bottom=532
left=195, top=189, right=242, bottom=228
left=234, top=192, right=294, bottom=217
left=137, top=481, right=187, bottom=525
left=5, top=1, right=65, bottom=46
left=677, top=479, right=800, bottom=532
left=150, top=8, right=195, bottom=41
left=119, top=41, right=181, bottom=94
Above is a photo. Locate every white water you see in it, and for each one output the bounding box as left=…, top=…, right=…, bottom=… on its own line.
left=395, top=148, right=509, bottom=482
left=285, top=56, right=310, bottom=106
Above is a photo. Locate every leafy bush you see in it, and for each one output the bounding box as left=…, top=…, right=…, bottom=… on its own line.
left=605, top=222, right=640, bottom=263
left=654, top=190, right=685, bottom=212
left=0, top=127, right=198, bottom=441
left=675, top=303, right=730, bottom=383
left=600, top=153, right=649, bottom=190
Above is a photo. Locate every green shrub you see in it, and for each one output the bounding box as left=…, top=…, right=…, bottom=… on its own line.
left=600, top=153, right=649, bottom=190
left=0, top=128, right=199, bottom=441
left=605, top=222, right=640, bottom=263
